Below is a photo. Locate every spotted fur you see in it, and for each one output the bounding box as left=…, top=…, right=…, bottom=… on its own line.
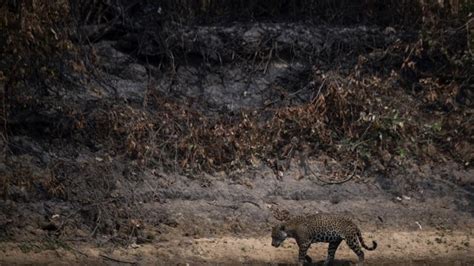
left=271, top=213, right=377, bottom=265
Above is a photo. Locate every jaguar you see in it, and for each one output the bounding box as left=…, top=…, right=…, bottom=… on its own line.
left=271, top=213, right=377, bottom=265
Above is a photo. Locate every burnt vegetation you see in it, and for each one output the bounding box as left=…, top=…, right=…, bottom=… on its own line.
left=0, top=0, right=473, bottom=242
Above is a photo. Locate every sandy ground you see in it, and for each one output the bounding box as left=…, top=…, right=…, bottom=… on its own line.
left=1, top=229, right=473, bottom=265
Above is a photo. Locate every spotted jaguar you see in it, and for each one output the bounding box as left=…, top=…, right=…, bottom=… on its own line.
left=271, top=213, right=377, bottom=265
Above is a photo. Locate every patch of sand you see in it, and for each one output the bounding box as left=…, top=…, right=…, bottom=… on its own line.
left=1, top=229, right=473, bottom=265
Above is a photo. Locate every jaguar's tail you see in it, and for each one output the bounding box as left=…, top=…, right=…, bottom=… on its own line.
left=357, top=230, right=377, bottom=250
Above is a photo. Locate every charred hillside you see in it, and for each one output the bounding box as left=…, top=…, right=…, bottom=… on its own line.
left=0, top=1, right=472, bottom=256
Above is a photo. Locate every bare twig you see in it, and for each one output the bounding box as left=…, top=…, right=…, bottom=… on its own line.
left=90, top=208, right=101, bottom=237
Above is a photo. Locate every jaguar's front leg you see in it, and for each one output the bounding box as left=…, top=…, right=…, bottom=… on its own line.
left=297, top=240, right=311, bottom=265
left=323, top=239, right=342, bottom=266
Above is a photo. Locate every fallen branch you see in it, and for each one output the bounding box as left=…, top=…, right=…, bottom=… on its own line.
left=100, top=254, right=137, bottom=265
left=70, top=246, right=89, bottom=257
left=241, top=200, right=262, bottom=209
left=307, top=156, right=358, bottom=185
left=433, top=177, right=474, bottom=197
left=207, top=199, right=261, bottom=210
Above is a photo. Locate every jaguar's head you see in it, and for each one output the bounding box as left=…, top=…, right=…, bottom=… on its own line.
left=271, top=224, right=288, bottom=247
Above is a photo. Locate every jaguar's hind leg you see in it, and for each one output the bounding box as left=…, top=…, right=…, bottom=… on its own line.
left=346, top=236, right=365, bottom=265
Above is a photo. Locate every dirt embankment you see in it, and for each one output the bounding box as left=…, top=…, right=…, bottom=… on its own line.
left=1, top=160, right=473, bottom=264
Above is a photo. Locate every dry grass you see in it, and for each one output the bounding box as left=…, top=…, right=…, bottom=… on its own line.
left=92, top=51, right=470, bottom=174
left=1, top=0, right=472, bottom=176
